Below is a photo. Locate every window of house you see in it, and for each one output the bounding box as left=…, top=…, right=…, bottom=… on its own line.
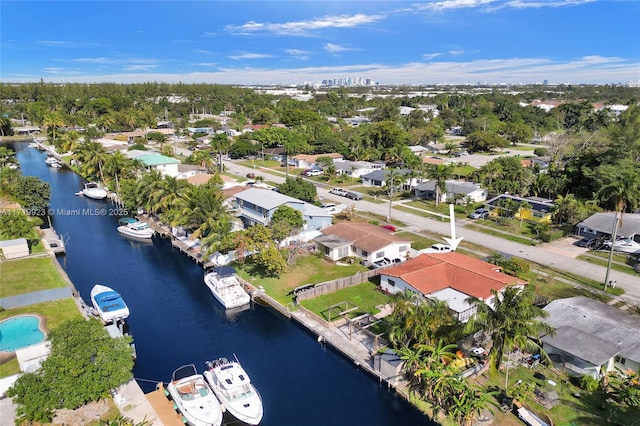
left=615, top=356, right=626, bottom=365
left=361, top=250, right=368, bottom=257
left=375, top=251, right=385, bottom=259
left=388, top=279, right=396, bottom=287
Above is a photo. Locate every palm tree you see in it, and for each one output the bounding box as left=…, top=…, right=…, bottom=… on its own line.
left=209, top=133, right=231, bottom=173
left=190, top=149, right=214, bottom=173
left=104, top=151, right=138, bottom=193
left=42, top=112, right=65, bottom=147
left=172, top=185, right=232, bottom=256
left=0, top=147, right=16, bottom=169
left=464, top=285, right=555, bottom=372
left=384, top=168, right=406, bottom=223
left=148, top=176, right=187, bottom=217
left=73, top=140, right=108, bottom=181
left=597, top=166, right=640, bottom=287
left=426, top=164, right=454, bottom=207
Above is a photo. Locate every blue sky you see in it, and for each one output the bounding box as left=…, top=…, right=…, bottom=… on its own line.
left=2, top=0, right=639, bottom=85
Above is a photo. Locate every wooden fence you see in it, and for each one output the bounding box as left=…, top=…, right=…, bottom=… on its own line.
left=295, top=268, right=384, bottom=302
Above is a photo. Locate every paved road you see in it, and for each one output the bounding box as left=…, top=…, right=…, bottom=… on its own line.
left=223, top=160, right=640, bottom=305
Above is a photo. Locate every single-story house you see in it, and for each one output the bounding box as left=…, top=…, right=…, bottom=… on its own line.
left=541, top=296, right=640, bottom=377
left=13, top=126, right=41, bottom=135
left=234, top=187, right=332, bottom=231
left=379, top=252, right=527, bottom=323
left=125, top=151, right=181, bottom=177
left=360, top=169, right=423, bottom=191
left=334, top=160, right=385, bottom=178
left=313, top=222, right=412, bottom=264
left=486, top=195, right=554, bottom=223
left=176, top=164, right=208, bottom=180
left=414, top=180, right=487, bottom=203
left=257, top=147, right=286, bottom=162
left=288, top=153, right=344, bottom=169
left=0, top=238, right=29, bottom=259
left=575, top=212, right=640, bottom=243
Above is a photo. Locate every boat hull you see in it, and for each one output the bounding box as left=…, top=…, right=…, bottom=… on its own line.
left=117, top=225, right=155, bottom=239
left=83, top=189, right=108, bottom=199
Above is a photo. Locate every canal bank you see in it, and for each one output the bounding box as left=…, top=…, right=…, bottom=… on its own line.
left=10, top=140, right=431, bottom=426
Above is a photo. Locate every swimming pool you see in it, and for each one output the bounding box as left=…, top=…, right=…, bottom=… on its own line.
left=0, top=315, right=45, bottom=352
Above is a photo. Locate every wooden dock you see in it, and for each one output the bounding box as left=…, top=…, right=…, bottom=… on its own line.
left=145, top=383, right=186, bottom=426
left=138, top=214, right=215, bottom=268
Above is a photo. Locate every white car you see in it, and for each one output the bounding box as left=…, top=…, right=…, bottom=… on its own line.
left=329, top=188, right=347, bottom=197
left=306, top=169, right=323, bottom=176
left=421, top=244, right=453, bottom=254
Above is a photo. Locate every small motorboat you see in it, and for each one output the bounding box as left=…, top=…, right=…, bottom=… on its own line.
left=117, top=218, right=155, bottom=240
left=204, top=266, right=250, bottom=309
left=602, top=237, right=640, bottom=254
left=167, top=364, right=224, bottom=426
left=45, top=156, right=58, bottom=165
left=82, top=182, right=108, bottom=200
left=90, top=284, right=130, bottom=324
left=204, top=356, right=263, bottom=425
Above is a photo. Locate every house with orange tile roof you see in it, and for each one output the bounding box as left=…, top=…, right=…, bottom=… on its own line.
left=313, top=222, right=412, bottom=265
left=380, top=252, right=527, bottom=322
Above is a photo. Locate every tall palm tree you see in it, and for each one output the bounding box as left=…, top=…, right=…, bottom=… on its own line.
left=426, top=163, right=454, bottom=207
left=73, top=140, right=108, bottom=181
left=148, top=176, right=187, bottom=217
left=42, top=112, right=65, bottom=147
left=597, top=166, right=640, bottom=287
left=172, top=185, right=232, bottom=256
left=209, top=133, right=230, bottom=173
left=0, top=147, right=16, bottom=169
left=384, top=168, right=406, bottom=223
left=104, top=151, right=138, bottom=193
left=464, top=285, right=555, bottom=372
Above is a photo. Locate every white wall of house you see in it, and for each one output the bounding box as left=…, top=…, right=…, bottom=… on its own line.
left=155, top=163, right=180, bottom=177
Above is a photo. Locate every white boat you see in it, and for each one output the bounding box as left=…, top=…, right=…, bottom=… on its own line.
left=48, top=160, right=62, bottom=168
left=204, top=356, right=263, bottom=425
left=167, top=364, right=224, bottom=426
left=117, top=218, right=155, bottom=240
left=45, top=156, right=58, bottom=164
left=204, top=266, right=250, bottom=309
left=90, top=284, right=130, bottom=323
left=82, top=182, right=108, bottom=200
left=603, top=237, right=640, bottom=254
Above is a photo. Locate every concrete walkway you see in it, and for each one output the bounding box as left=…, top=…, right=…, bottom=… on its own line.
left=0, top=287, right=73, bottom=309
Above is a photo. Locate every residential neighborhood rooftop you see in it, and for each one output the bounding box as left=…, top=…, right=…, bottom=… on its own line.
left=318, top=222, right=411, bottom=253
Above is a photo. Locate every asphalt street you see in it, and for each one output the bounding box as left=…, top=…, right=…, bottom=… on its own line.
left=223, top=160, right=640, bottom=306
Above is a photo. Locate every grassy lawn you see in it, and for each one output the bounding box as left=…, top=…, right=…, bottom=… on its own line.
left=465, top=222, right=540, bottom=246
left=235, top=253, right=368, bottom=306
left=300, top=280, right=391, bottom=320
left=0, top=257, right=69, bottom=297
left=578, top=251, right=639, bottom=275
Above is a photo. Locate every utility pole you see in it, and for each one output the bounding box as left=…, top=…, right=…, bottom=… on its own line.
left=603, top=210, right=619, bottom=290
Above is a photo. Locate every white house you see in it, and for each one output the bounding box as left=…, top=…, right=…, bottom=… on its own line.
left=0, top=238, right=29, bottom=259
left=125, top=151, right=181, bottom=177
left=334, top=160, right=385, bottom=178
left=414, top=180, right=487, bottom=203
left=575, top=212, right=640, bottom=242
left=313, top=222, right=412, bottom=264
left=288, top=153, right=344, bottom=169
left=541, top=296, right=640, bottom=377
left=379, top=253, right=527, bottom=323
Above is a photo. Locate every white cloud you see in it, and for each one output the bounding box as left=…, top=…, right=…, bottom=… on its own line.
left=225, top=13, right=386, bottom=36
left=228, top=53, right=272, bottom=60
left=324, top=43, right=355, bottom=53
left=422, top=53, right=443, bottom=60
left=38, top=40, right=98, bottom=48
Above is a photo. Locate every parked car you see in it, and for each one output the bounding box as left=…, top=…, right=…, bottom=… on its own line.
left=372, top=258, right=392, bottom=268
left=422, top=244, right=453, bottom=254
left=329, top=188, right=347, bottom=197
left=382, top=224, right=396, bottom=232
left=575, top=237, right=596, bottom=248
left=469, top=208, right=489, bottom=219
left=345, top=190, right=363, bottom=201
left=305, top=169, right=323, bottom=176
left=246, top=172, right=256, bottom=179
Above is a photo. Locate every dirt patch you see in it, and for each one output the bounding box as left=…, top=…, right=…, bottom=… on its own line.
left=51, top=398, right=114, bottom=425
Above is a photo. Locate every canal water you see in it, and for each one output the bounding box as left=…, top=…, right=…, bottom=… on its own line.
left=12, top=141, right=434, bottom=426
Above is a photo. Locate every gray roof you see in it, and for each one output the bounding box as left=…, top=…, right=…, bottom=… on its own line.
left=487, top=194, right=554, bottom=212
left=0, top=238, right=28, bottom=248
left=236, top=187, right=304, bottom=210
left=313, top=233, right=351, bottom=249
left=541, top=326, right=618, bottom=366
left=577, top=212, right=640, bottom=237
left=543, top=296, right=640, bottom=363
left=416, top=180, right=483, bottom=194
left=361, top=169, right=411, bottom=181
left=334, top=160, right=381, bottom=172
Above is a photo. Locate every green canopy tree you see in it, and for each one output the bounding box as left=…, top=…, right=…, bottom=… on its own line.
left=7, top=318, right=134, bottom=424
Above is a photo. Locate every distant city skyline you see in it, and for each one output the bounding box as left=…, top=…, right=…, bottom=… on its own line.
left=2, top=1, right=639, bottom=86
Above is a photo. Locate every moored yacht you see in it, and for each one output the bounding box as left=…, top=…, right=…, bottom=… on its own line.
left=204, top=356, right=263, bottom=425
left=203, top=266, right=250, bottom=309
left=117, top=218, right=155, bottom=240
left=82, top=182, right=108, bottom=200
left=167, top=364, right=224, bottom=426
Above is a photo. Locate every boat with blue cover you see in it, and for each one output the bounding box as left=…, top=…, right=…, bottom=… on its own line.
left=90, top=284, right=130, bottom=323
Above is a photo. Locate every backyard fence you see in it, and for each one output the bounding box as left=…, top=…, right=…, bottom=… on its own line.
left=295, top=268, right=383, bottom=302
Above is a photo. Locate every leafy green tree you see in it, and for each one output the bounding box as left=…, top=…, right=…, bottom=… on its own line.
left=504, top=122, right=533, bottom=147
left=42, top=112, right=65, bottom=147
left=11, top=176, right=51, bottom=212
left=465, top=130, right=509, bottom=152
left=7, top=318, right=134, bottom=424
left=254, top=243, right=287, bottom=277
left=0, top=116, right=13, bottom=136
left=73, top=140, right=109, bottom=181
left=0, top=210, right=42, bottom=243
left=277, top=177, right=317, bottom=203
left=0, top=146, right=17, bottom=169
left=464, top=285, right=554, bottom=372
left=270, top=205, right=305, bottom=241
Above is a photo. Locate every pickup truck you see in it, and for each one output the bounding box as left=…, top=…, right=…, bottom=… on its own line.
left=329, top=188, right=348, bottom=197
left=421, top=244, right=453, bottom=254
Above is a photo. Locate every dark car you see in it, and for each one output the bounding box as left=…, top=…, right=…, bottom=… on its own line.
left=246, top=172, right=256, bottom=179
left=575, top=237, right=596, bottom=248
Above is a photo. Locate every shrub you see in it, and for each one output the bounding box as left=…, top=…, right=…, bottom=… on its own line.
left=533, top=147, right=548, bottom=156
left=579, top=374, right=600, bottom=392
